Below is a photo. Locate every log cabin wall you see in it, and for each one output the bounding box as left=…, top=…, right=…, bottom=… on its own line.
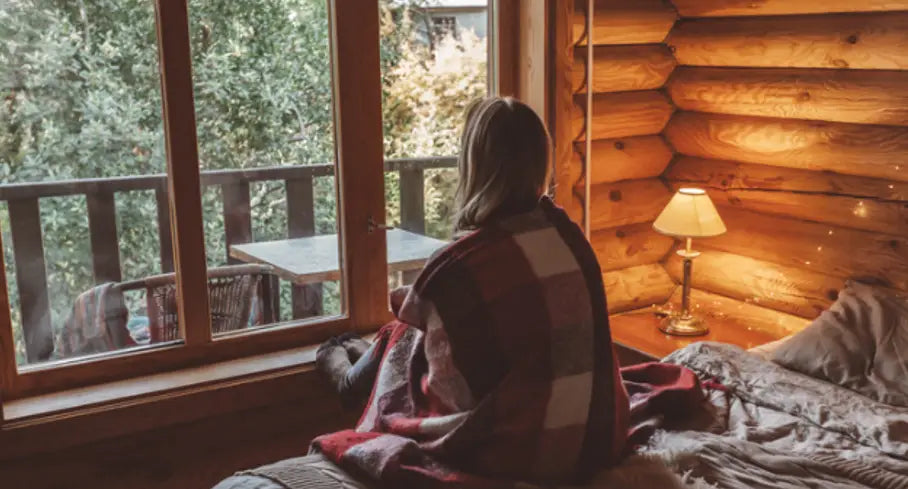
left=562, top=0, right=908, bottom=329
left=566, top=0, right=680, bottom=314
left=660, top=0, right=908, bottom=323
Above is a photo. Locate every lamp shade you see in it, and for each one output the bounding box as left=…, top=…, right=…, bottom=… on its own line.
left=653, top=188, right=726, bottom=238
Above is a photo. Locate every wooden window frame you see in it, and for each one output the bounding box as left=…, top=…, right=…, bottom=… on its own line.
left=0, top=0, right=508, bottom=404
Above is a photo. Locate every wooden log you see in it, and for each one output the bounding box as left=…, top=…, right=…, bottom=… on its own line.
left=667, top=67, right=908, bottom=127
left=590, top=178, right=672, bottom=230
left=603, top=264, right=676, bottom=314
left=672, top=0, right=908, bottom=17
left=572, top=90, right=674, bottom=141
left=667, top=13, right=908, bottom=70
left=591, top=222, right=674, bottom=272
left=703, top=207, right=908, bottom=293
left=704, top=186, right=908, bottom=237
left=666, top=288, right=809, bottom=337
left=573, top=0, right=677, bottom=46
left=664, top=249, right=843, bottom=318
left=665, top=160, right=908, bottom=236
left=665, top=156, right=907, bottom=202
left=7, top=198, right=53, bottom=362
left=573, top=135, right=674, bottom=184
left=664, top=111, right=908, bottom=183
left=87, top=191, right=122, bottom=284
left=572, top=45, right=676, bottom=93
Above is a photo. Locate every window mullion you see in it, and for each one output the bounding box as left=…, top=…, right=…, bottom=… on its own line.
left=329, top=0, right=391, bottom=332
left=154, top=0, right=211, bottom=346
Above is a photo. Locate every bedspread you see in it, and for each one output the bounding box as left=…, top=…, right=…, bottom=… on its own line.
left=643, top=342, right=908, bottom=488
left=214, top=342, right=908, bottom=489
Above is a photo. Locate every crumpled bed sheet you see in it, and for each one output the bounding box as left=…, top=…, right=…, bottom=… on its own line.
left=213, top=342, right=908, bottom=489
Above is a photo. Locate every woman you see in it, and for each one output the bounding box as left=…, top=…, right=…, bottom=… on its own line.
left=217, top=97, right=630, bottom=489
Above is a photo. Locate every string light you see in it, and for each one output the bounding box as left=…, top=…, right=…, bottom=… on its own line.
left=828, top=230, right=834, bottom=236
left=816, top=246, right=823, bottom=252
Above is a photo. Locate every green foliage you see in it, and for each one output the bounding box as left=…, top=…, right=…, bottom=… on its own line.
left=0, top=0, right=486, bottom=365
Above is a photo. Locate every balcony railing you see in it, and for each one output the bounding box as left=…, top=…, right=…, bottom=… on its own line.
left=0, top=156, right=457, bottom=362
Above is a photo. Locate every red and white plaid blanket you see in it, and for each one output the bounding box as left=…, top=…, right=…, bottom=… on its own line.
left=312, top=197, right=630, bottom=488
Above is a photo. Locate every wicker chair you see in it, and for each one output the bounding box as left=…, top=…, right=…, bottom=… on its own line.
left=116, top=264, right=278, bottom=343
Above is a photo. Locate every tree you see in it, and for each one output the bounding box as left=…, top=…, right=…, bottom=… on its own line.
left=1, top=0, right=487, bottom=365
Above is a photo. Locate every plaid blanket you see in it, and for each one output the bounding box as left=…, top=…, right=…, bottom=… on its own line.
left=312, top=197, right=630, bottom=488
left=56, top=282, right=135, bottom=358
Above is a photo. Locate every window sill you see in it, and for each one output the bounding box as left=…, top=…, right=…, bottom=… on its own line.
left=0, top=343, right=333, bottom=460
left=4, top=344, right=319, bottom=424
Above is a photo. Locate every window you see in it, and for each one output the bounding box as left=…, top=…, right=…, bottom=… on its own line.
left=0, top=0, right=500, bottom=401
left=380, top=1, right=490, bottom=290
left=432, top=16, right=458, bottom=41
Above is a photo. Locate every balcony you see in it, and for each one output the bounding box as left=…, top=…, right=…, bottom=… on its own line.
left=0, top=156, right=456, bottom=363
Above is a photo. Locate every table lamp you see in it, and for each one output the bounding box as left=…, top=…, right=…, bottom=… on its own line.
left=653, top=188, right=726, bottom=336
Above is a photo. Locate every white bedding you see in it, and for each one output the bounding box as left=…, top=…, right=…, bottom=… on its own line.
left=214, top=342, right=908, bottom=489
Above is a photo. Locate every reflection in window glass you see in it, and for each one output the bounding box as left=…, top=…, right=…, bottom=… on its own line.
left=380, top=0, right=489, bottom=291
left=189, top=0, right=342, bottom=335
left=1, top=0, right=172, bottom=366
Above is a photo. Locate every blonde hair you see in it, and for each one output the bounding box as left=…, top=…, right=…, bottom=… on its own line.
left=454, top=97, right=552, bottom=232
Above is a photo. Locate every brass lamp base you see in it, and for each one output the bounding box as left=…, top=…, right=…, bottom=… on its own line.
left=659, top=314, right=708, bottom=336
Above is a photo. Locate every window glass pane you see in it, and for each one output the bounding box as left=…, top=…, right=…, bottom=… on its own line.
left=188, top=0, right=342, bottom=336
left=0, top=0, right=177, bottom=366
left=380, top=0, right=489, bottom=292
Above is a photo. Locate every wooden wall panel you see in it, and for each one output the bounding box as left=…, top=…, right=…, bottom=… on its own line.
left=652, top=3, right=908, bottom=336
left=592, top=222, right=674, bottom=272
left=664, top=111, right=908, bottom=182
left=572, top=90, right=674, bottom=140
left=566, top=1, right=681, bottom=317
left=704, top=207, right=908, bottom=293
left=667, top=13, right=908, bottom=70
left=668, top=67, right=908, bottom=126
left=664, top=249, right=843, bottom=319
left=573, top=45, right=676, bottom=93
left=573, top=135, right=673, bottom=184
left=553, top=0, right=583, bottom=223
left=603, top=263, right=676, bottom=314
left=672, top=0, right=908, bottom=18
left=589, top=178, right=672, bottom=230
left=572, top=0, right=677, bottom=46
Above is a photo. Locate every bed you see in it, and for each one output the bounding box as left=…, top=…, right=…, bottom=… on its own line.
left=214, top=283, right=908, bottom=489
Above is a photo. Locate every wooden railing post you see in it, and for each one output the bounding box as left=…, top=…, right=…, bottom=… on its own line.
left=86, top=191, right=123, bottom=283
left=0, top=158, right=455, bottom=343
left=399, top=167, right=426, bottom=235
left=221, top=182, right=252, bottom=265
left=7, top=198, right=53, bottom=362
left=399, top=167, right=426, bottom=285
left=155, top=184, right=175, bottom=273
left=286, top=176, right=323, bottom=319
